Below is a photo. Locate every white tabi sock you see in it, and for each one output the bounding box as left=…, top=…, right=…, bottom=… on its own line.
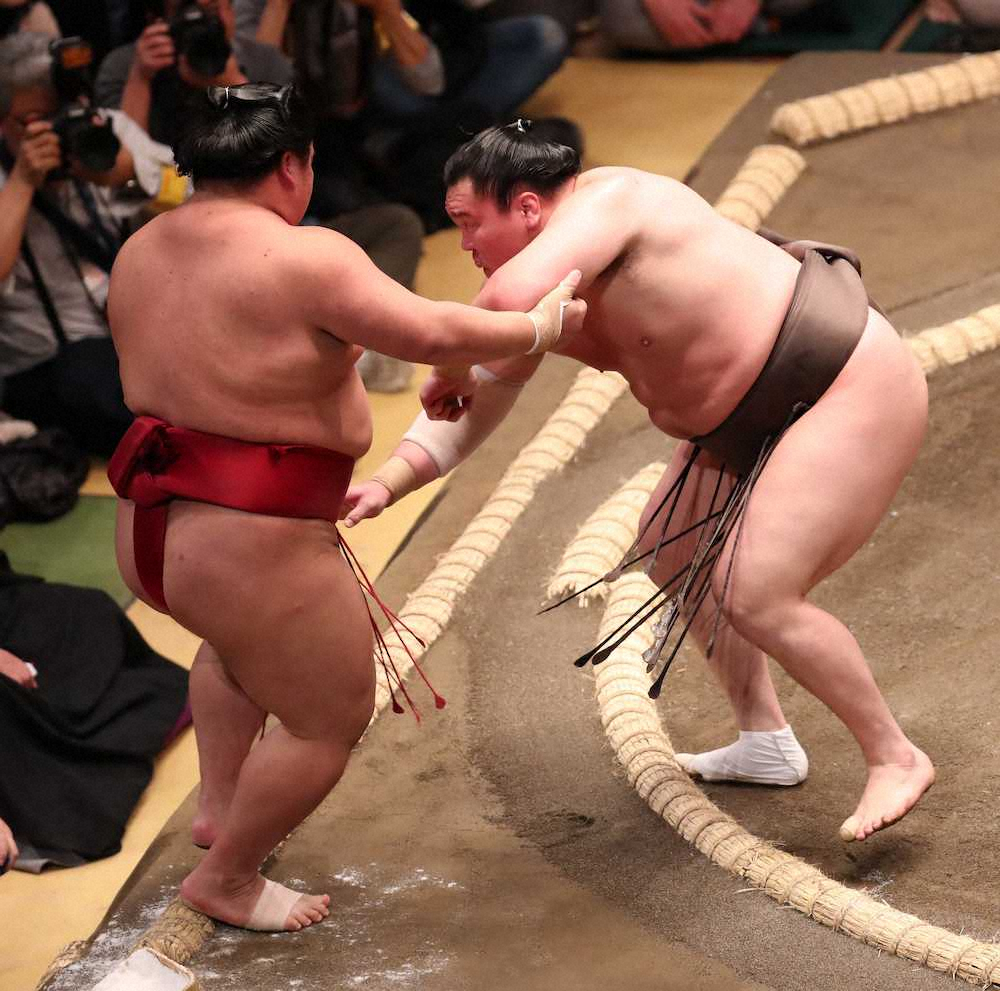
left=675, top=726, right=808, bottom=786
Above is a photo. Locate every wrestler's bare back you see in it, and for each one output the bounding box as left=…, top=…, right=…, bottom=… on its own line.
left=108, top=196, right=386, bottom=622
left=110, top=196, right=373, bottom=457
left=482, top=167, right=804, bottom=437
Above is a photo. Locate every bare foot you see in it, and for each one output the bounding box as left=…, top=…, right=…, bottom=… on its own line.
left=180, top=869, right=330, bottom=931
left=839, top=745, right=935, bottom=842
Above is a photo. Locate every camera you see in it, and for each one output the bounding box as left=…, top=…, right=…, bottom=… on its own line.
left=170, top=3, right=231, bottom=78
left=49, top=38, right=121, bottom=175
left=50, top=105, right=120, bottom=174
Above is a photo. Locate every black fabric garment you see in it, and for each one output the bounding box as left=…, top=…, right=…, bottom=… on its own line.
left=0, top=555, right=189, bottom=865
left=46, top=0, right=141, bottom=69
left=2, top=336, right=133, bottom=459
left=0, top=427, right=90, bottom=527
left=292, top=0, right=375, bottom=114
left=372, top=102, right=494, bottom=232
left=404, top=0, right=490, bottom=97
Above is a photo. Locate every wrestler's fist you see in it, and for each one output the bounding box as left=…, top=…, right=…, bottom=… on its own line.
left=340, top=480, right=392, bottom=527
left=421, top=366, right=478, bottom=422
left=0, top=816, right=16, bottom=875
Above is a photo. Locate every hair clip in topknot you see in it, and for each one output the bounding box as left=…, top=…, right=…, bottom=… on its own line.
left=207, top=85, right=230, bottom=110
left=513, top=118, right=532, bottom=134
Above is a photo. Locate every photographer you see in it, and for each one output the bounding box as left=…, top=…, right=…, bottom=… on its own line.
left=0, top=32, right=155, bottom=457
left=95, top=0, right=292, bottom=147
left=0, top=1, right=59, bottom=40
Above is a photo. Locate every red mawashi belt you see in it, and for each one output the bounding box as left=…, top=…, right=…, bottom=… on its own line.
left=107, top=415, right=443, bottom=718
left=108, top=416, right=355, bottom=613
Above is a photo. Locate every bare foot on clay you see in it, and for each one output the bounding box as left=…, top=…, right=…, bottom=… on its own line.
left=839, top=745, right=935, bottom=842
left=181, top=869, right=330, bottom=931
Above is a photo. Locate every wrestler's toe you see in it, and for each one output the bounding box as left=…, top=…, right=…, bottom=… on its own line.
left=838, top=815, right=862, bottom=842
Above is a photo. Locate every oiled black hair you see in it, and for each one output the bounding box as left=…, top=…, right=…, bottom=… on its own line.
left=443, top=120, right=580, bottom=210
left=174, top=83, right=314, bottom=186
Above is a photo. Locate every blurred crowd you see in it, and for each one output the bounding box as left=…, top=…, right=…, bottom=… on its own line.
left=0, top=0, right=582, bottom=475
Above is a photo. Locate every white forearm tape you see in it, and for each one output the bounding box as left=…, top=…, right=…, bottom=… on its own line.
left=370, top=454, right=419, bottom=503
left=403, top=365, right=525, bottom=475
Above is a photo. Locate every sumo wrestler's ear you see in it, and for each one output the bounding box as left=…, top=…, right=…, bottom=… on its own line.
left=517, top=190, right=543, bottom=228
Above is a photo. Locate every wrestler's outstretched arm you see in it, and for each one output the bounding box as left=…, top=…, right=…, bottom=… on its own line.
left=341, top=358, right=536, bottom=525
left=294, top=227, right=584, bottom=367
left=343, top=176, right=637, bottom=525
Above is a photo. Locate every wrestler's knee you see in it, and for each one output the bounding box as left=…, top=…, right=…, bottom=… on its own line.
left=718, top=582, right=794, bottom=646
left=282, top=657, right=376, bottom=746
left=288, top=686, right=375, bottom=750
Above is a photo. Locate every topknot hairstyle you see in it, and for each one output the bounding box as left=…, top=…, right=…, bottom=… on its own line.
left=443, top=119, right=580, bottom=210
left=173, top=83, right=314, bottom=186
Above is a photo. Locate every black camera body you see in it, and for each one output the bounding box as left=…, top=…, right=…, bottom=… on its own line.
left=48, top=38, right=121, bottom=176
left=169, top=3, right=231, bottom=78
left=50, top=105, right=120, bottom=175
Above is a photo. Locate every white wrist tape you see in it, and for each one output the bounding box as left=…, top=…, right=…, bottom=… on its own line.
left=525, top=300, right=569, bottom=355
left=370, top=455, right=418, bottom=503
left=403, top=365, right=525, bottom=475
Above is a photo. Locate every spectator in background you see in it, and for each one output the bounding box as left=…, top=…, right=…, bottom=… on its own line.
left=599, top=0, right=823, bottom=52
left=1, top=811, right=17, bottom=874
left=929, top=0, right=1000, bottom=24
left=927, top=0, right=1000, bottom=49
left=240, top=0, right=577, bottom=232
left=0, top=556, right=190, bottom=872
left=0, top=1, right=58, bottom=38
left=95, top=0, right=290, bottom=147
left=45, top=0, right=148, bottom=62
left=372, top=0, right=569, bottom=128
left=101, top=0, right=425, bottom=392
left=0, top=32, right=169, bottom=456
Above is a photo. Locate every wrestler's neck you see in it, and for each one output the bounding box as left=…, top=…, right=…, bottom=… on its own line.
left=188, top=177, right=303, bottom=226
left=534, top=177, right=576, bottom=229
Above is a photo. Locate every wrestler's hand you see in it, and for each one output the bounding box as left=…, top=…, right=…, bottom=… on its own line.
left=0, top=817, right=17, bottom=875
left=421, top=366, right=478, bottom=422
left=340, top=480, right=392, bottom=527
left=0, top=648, right=37, bottom=690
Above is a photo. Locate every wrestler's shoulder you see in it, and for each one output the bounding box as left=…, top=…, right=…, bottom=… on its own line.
left=569, top=167, right=677, bottom=215
left=579, top=166, right=673, bottom=191
left=285, top=223, right=367, bottom=264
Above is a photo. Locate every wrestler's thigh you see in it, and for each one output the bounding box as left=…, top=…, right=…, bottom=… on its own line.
left=638, top=441, right=735, bottom=585
left=164, top=508, right=376, bottom=741
left=722, top=329, right=927, bottom=599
